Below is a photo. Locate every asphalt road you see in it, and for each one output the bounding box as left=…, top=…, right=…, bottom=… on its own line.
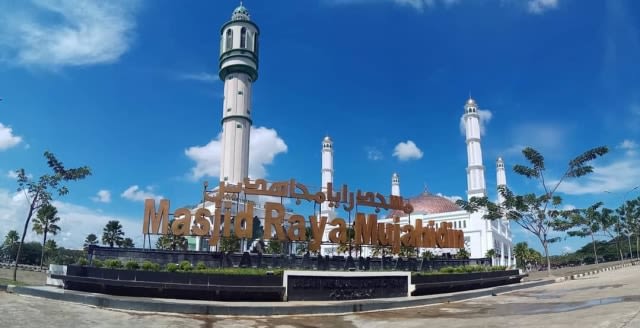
left=1, top=265, right=640, bottom=327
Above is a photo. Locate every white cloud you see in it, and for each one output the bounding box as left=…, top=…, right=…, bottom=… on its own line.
left=91, top=189, right=111, bottom=203
left=178, top=72, right=219, bottom=83
left=435, top=193, right=463, bottom=203
left=185, top=126, right=288, bottom=180
left=0, top=0, right=140, bottom=68
left=393, top=140, right=423, bottom=161
left=555, top=156, right=640, bottom=195
left=459, top=109, right=493, bottom=137
left=0, top=123, right=22, bottom=150
left=366, top=147, right=383, bottom=161
left=6, top=170, right=19, bottom=179
left=527, top=0, right=558, bottom=14
left=502, top=122, right=567, bottom=157
left=121, top=185, right=162, bottom=202
left=562, top=245, right=573, bottom=253
left=562, top=204, right=576, bottom=211
left=618, top=139, right=637, bottom=156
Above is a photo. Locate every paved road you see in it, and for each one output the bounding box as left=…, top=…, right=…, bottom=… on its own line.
left=1, top=266, right=639, bottom=328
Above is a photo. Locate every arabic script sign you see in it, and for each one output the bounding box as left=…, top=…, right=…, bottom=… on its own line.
left=142, top=179, right=464, bottom=254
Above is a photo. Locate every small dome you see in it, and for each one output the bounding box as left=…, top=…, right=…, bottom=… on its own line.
left=232, top=4, right=250, bottom=21
left=323, top=135, right=332, bottom=143
left=497, top=156, right=504, bottom=162
left=465, top=97, right=477, bottom=107
left=388, top=192, right=461, bottom=217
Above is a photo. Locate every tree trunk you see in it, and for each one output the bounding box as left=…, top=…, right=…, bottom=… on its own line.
left=617, top=237, right=623, bottom=261
left=13, top=191, right=39, bottom=281
left=636, top=234, right=639, bottom=260
left=40, top=229, right=48, bottom=270
left=543, top=242, right=551, bottom=275
left=590, top=231, right=598, bottom=264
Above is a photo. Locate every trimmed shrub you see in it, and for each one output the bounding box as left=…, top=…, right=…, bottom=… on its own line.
left=195, top=261, right=207, bottom=271
left=125, top=261, right=139, bottom=270
left=105, top=259, right=123, bottom=269
left=179, top=260, right=192, bottom=271
left=141, top=261, right=160, bottom=271
left=92, top=259, right=104, bottom=268
left=166, top=263, right=179, bottom=272
left=77, top=258, right=88, bottom=266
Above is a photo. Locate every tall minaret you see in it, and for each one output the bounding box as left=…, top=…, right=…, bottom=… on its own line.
left=463, top=97, right=487, bottom=199
left=321, top=136, right=334, bottom=216
left=218, top=4, right=259, bottom=184
left=391, top=172, right=400, bottom=196
left=496, top=157, right=507, bottom=205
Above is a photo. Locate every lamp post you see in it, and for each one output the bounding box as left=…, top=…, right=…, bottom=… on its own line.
left=605, top=185, right=639, bottom=262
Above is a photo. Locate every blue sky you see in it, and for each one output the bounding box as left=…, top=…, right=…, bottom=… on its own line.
left=1, top=0, right=639, bottom=255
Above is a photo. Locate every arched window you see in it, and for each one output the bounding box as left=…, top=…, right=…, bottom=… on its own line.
left=240, top=27, right=247, bottom=48
left=226, top=29, right=233, bottom=51
left=254, top=33, right=259, bottom=55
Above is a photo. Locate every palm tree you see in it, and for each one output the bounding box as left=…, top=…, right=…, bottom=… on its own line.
left=83, top=233, right=99, bottom=251
left=485, top=249, right=496, bottom=265
left=455, top=248, right=470, bottom=259
left=44, top=239, right=58, bottom=263
left=32, top=204, right=61, bottom=269
left=121, top=237, right=135, bottom=248
left=513, top=242, right=530, bottom=269
left=3, top=230, right=20, bottom=246
left=155, top=220, right=188, bottom=251
left=102, top=220, right=124, bottom=248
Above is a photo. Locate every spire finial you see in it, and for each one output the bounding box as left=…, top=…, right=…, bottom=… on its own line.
left=423, top=183, right=429, bottom=194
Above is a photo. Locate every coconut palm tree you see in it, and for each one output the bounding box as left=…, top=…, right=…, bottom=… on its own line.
left=83, top=233, right=99, bottom=251
left=102, top=220, right=124, bottom=248
left=32, top=204, right=61, bottom=269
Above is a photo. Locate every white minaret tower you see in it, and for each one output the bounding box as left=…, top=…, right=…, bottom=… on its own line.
left=496, top=157, right=507, bottom=205
left=321, top=136, right=335, bottom=215
left=218, top=4, right=259, bottom=184
left=463, top=97, right=487, bottom=199
left=391, top=172, right=400, bottom=196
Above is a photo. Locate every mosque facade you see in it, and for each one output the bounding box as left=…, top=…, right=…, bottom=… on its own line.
left=188, top=4, right=514, bottom=267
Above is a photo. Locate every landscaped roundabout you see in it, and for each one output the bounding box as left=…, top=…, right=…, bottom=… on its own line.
left=50, top=246, right=524, bottom=302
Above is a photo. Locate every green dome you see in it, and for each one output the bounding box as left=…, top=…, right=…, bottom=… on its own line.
left=232, top=4, right=250, bottom=21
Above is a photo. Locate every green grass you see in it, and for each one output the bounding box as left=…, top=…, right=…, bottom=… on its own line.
left=0, top=278, right=27, bottom=286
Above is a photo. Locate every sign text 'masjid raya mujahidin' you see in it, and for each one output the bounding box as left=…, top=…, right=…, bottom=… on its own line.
left=142, top=179, right=465, bottom=254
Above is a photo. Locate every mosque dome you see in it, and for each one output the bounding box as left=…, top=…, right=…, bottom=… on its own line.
left=323, top=135, right=332, bottom=142
left=388, top=192, right=461, bottom=217
left=465, top=97, right=476, bottom=107
left=232, top=4, right=250, bottom=21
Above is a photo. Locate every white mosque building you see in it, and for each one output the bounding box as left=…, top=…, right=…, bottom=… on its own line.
left=186, top=4, right=513, bottom=266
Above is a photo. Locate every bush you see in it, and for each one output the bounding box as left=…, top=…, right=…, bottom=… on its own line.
left=141, top=261, right=160, bottom=271
left=166, top=263, right=179, bottom=272
left=93, top=259, right=103, bottom=268
left=179, top=260, right=192, bottom=271
left=105, top=259, right=123, bottom=269
left=77, top=258, right=88, bottom=266
left=125, top=261, right=139, bottom=270
left=195, top=261, right=207, bottom=271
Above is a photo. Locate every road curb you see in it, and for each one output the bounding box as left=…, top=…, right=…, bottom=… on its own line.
left=553, top=261, right=637, bottom=282
left=6, top=280, right=554, bottom=316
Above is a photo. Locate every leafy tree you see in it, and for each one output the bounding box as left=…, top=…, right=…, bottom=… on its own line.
left=555, top=202, right=605, bottom=264
left=485, top=249, right=496, bottom=265
left=421, top=249, right=435, bottom=259
left=83, top=233, right=99, bottom=251
left=4, top=230, right=20, bottom=246
left=601, top=208, right=623, bottom=261
left=265, top=238, right=283, bottom=254
left=155, top=220, right=188, bottom=251
left=1, top=230, right=20, bottom=262
left=102, top=220, right=124, bottom=248
left=32, top=204, right=62, bottom=269
left=121, top=237, right=135, bottom=248
left=219, top=235, right=240, bottom=252
left=251, top=216, right=264, bottom=240
left=457, top=146, right=608, bottom=274
left=617, top=199, right=640, bottom=260
left=455, top=248, right=470, bottom=259
left=399, top=245, right=417, bottom=258
left=12, top=152, right=91, bottom=280
left=44, top=239, right=58, bottom=264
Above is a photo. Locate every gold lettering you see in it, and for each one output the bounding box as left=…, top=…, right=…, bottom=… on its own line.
left=377, top=223, right=392, bottom=246
left=309, top=216, right=327, bottom=252
left=354, top=213, right=378, bottom=246
left=329, top=218, right=346, bottom=244
left=192, top=208, right=211, bottom=236
left=392, top=217, right=401, bottom=254
left=142, top=199, right=169, bottom=235
left=172, top=208, right=191, bottom=236
left=264, top=202, right=287, bottom=241
left=234, top=202, right=254, bottom=239
left=400, top=224, right=413, bottom=247
left=222, top=201, right=233, bottom=238
left=209, top=203, right=223, bottom=246
left=287, top=215, right=306, bottom=241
